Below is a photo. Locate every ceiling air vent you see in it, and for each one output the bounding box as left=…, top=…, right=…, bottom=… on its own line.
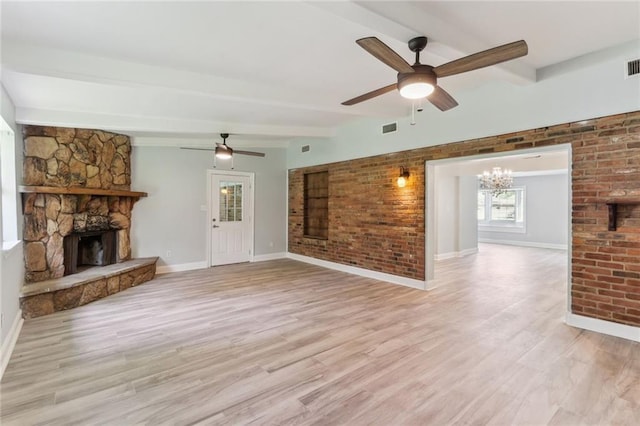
left=382, top=121, right=398, bottom=134
left=627, top=58, right=640, bottom=78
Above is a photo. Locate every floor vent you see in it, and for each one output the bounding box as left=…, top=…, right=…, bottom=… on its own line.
left=627, top=58, right=640, bottom=78
left=382, top=121, right=398, bottom=134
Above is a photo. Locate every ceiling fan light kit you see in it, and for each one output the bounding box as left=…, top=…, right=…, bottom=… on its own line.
left=215, top=145, right=232, bottom=160
left=215, top=133, right=234, bottom=159
left=398, top=66, right=436, bottom=99
left=342, top=36, right=528, bottom=111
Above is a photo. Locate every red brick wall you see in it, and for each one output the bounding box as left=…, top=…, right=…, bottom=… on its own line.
left=288, top=110, right=640, bottom=327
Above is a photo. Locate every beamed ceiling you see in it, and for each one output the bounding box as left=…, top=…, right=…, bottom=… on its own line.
left=1, top=1, right=638, bottom=147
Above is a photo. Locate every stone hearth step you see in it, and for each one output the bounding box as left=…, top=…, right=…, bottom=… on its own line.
left=20, top=257, right=158, bottom=318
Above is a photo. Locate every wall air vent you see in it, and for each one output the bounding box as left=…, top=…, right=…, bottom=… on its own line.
left=627, top=58, right=640, bottom=78
left=301, top=145, right=310, bottom=153
left=382, top=121, right=398, bottom=134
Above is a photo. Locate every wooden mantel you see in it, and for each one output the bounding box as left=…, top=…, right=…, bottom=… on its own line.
left=19, top=185, right=148, bottom=198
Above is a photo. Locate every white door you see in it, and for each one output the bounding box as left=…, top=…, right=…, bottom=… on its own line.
left=210, top=173, right=253, bottom=266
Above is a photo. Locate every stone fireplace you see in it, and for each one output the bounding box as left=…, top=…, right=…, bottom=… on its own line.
left=20, top=125, right=157, bottom=318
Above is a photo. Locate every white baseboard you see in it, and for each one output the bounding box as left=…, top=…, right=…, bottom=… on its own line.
left=286, top=253, right=426, bottom=290
left=157, top=254, right=287, bottom=273
left=565, top=313, right=640, bottom=342
left=435, top=247, right=479, bottom=261
left=156, top=261, right=208, bottom=275
left=1, top=309, right=24, bottom=380
left=479, top=238, right=567, bottom=250
left=252, top=252, right=286, bottom=262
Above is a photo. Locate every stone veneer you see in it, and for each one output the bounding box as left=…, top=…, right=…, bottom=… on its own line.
left=289, top=111, right=640, bottom=327
left=20, top=258, right=157, bottom=319
left=23, top=125, right=131, bottom=189
left=22, top=125, right=136, bottom=282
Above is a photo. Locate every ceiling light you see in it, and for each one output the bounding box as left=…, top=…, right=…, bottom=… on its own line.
left=398, top=69, right=436, bottom=100
left=215, top=145, right=232, bottom=160
left=399, top=82, right=435, bottom=99
left=479, top=167, right=513, bottom=195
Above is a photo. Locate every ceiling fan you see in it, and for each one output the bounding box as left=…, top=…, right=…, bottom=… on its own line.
left=342, top=36, right=528, bottom=111
left=181, top=133, right=266, bottom=159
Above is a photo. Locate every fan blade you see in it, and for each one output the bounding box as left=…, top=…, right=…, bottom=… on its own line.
left=428, top=86, right=459, bottom=112
left=180, top=147, right=214, bottom=151
left=342, top=83, right=397, bottom=106
left=356, top=37, right=414, bottom=74
left=234, top=150, right=266, bottom=158
left=434, top=40, right=528, bottom=78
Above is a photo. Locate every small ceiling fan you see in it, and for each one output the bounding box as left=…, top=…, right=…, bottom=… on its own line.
left=342, top=36, right=528, bottom=111
left=181, top=133, right=266, bottom=159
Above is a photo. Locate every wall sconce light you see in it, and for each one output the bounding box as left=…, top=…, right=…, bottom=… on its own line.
left=397, top=167, right=410, bottom=188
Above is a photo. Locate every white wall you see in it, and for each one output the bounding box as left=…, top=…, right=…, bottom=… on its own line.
left=479, top=173, right=569, bottom=249
left=287, top=40, right=640, bottom=169
left=435, top=175, right=457, bottom=256
left=131, top=146, right=287, bottom=269
left=458, top=175, right=478, bottom=253
left=435, top=174, right=478, bottom=259
left=1, top=82, right=24, bottom=365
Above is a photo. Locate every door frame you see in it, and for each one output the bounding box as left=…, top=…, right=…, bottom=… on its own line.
left=425, top=144, right=572, bottom=317
left=206, top=169, right=255, bottom=267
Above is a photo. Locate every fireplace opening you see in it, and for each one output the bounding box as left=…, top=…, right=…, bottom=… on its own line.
left=63, top=230, right=117, bottom=276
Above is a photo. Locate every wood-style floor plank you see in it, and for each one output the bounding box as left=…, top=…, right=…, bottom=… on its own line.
left=2, top=244, right=640, bottom=425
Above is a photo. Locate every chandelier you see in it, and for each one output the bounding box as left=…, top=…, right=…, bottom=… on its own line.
left=479, top=167, right=513, bottom=195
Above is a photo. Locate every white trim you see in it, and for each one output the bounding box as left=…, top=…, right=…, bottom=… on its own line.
left=434, top=247, right=479, bottom=261
left=565, top=313, right=640, bottom=342
left=156, top=261, right=207, bottom=275
left=512, top=169, right=568, bottom=177
left=478, top=225, right=526, bottom=234
left=252, top=252, right=286, bottom=262
left=2, top=240, right=22, bottom=259
left=1, top=309, right=24, bottom=380
left=287, top=252, right=426, bottom=290
left=478, top=238, right=567, bottom=250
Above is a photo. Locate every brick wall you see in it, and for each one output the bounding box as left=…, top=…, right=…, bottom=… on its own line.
left=288, top=110, right=640, bottom=327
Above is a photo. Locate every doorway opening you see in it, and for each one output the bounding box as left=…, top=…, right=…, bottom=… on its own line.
left=425, top=144, right=571, bottom=312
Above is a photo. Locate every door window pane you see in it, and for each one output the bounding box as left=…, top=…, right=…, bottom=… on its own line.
left=219, top=181, right=243, bottom=222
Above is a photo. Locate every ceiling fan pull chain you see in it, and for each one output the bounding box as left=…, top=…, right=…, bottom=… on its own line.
left=410, top=100, right=416, bottom=125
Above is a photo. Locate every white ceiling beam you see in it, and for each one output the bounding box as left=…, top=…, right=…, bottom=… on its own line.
left=131, top=136, right=291, bottom=149
left=1, top=42, right=365, bottom=118
left=15, top=107, right=336, bottom=138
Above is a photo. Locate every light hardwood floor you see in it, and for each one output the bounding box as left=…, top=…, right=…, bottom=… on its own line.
left=2, top=244, right=639, bottom=425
